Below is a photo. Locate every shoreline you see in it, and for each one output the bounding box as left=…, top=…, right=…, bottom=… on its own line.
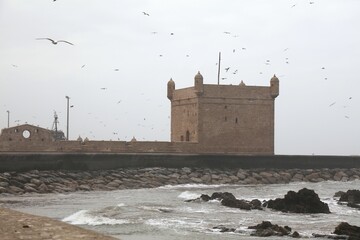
left=0, top=207, right=116, bottom=240
left=1, top=167, right=359, bottom=195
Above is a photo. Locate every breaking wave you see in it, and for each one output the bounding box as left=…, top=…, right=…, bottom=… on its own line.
left=62, top=209, right=129, bottom=226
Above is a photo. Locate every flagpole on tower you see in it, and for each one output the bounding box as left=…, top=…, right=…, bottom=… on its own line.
left=217, top=52, right=221, bottom=85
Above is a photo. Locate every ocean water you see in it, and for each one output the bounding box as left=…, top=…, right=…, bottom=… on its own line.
left=1, top=180, right=360, bottom=239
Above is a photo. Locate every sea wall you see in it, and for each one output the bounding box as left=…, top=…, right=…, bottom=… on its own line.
left=1, top=153, right=360, bottom=172
left=1, top=167, right=359, bottom=195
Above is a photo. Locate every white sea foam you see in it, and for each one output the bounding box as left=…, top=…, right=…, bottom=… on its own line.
left=62, top=209, right=129, bottom=226
left=180, top=206, right=212, bottom=214
left=177, top=191, right=200, bottom=200
left=145, top=218, right=206, bottom=230
left=159, top=183, right=229, bottom=190
left=138, top=205, right=173, bottom=213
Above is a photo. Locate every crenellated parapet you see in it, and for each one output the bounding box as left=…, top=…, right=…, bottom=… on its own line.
left=270, top=74, right=279, bottom=98
left=194, top=71, right=204, bottom=96
left=167, top=78, right=175, bottom=100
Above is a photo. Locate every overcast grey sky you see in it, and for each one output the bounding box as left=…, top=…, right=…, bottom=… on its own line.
left=1, top=0, right=359, bottom=155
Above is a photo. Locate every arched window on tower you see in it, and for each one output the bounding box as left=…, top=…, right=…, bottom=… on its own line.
left=186, top=130, right=190, bottom=142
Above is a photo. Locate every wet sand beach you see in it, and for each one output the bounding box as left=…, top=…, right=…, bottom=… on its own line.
left=0, top=207, right=116, bottom=240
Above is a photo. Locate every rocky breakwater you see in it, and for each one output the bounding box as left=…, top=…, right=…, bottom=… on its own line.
left=0, top=167, right=360, bottom=195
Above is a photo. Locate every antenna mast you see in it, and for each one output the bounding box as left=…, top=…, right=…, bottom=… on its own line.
left=217, top=52, right=221, bottom=85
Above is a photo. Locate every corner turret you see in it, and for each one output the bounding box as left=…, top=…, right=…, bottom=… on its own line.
left=167, top=78, right=175, bottom=100
left=270, top=74, right=279, bottom=98
left=194, top=71, right=204, bottom=96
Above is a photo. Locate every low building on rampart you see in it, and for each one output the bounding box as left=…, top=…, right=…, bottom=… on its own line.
left=0, top=72, right=279, bottom=154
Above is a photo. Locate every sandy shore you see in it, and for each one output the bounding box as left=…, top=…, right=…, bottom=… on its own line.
left=0, top=208, right=116, bottom=240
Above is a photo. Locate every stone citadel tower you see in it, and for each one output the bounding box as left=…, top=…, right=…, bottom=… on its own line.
left=167, top=72, right=279, bottom=154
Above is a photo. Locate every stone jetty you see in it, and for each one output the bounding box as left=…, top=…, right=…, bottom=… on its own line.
left=0, top=167, right=360, bottom=195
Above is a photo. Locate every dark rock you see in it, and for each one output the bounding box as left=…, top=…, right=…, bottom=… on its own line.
left=334, top=191, right=346, bottom=198
left=0, top=186, right=7, bottom=193
left=30, top=178, right=42, bottom=186
left=250, top=199, right=262, bottom=210
left=221, top=198, right=252, bottom=210
left=312, top=233, right=348, bottom=239
left=334, top=222, right=360, bottom=240
left=8, top=186, right=24, bottom=194
left=291, top=231, right=300, bottom=238
left=248, top=221, right=292, bottom=237
left=24, top=185, right=38, bottom=193
left=78, top=184, right=91, bottom=191
left=339, top=190, right=360, bottom=204
left=184, top=194, right=211, bottom=203
left=210, top=192, right=236, bottom=201
left=0, top=182, right=9, bottom=188
left=38, top=183, right=49, bottom=193
left=213, top=225, right=236, bottom=233
left=263, top=188, right=330, bottom=213
left=200, top=194, right=211, bottom=202
left=0, top=176, right=9, bottom=182
left=9, top=179, right=24, bottom=189
left=347, top=202, right=360, bottom=209
left=14, top=175, right=29, bottom=183
left=186, top=192, right=262, bottom=210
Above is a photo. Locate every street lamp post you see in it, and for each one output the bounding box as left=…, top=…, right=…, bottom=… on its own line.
left=6, top=110, right=10, bottom=128
left=65, top=96, right=70, bottom=140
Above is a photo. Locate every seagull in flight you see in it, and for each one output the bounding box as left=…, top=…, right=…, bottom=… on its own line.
left=329, top=102, right=336, bottom=107
left=225, top=67, right=230, bottom=72
left=36, top=38, right=74, bottom=45
left=142, top=11, right=150, bottom=16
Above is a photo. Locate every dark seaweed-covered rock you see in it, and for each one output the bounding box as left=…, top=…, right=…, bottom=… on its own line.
left=185, top=192, right=262, bottom=210
left=186, top=192, right=236, bottom=202
left=210, top=192, right=236, bottom=201
left=347, top=202, right=360, bottom=209
left=339, top=190, right=360, bottom=203
left=263, top=188, right=330, bottom=213
left=184, top=194, right=211, bottom=202
left=334, top=191, right=346, bottom=198
left=312, top=233, right=348, bottom=239
left=333, top=222, right=360, bottom=240
left=221, top=198, right=252, bottom=210
left=291, top=231, right=301, bottom=238
left=199, top=194, right=211, bottom=202
left=248, top=221, right=292, bottom=237
left=250, top=199, right=262, bottom=210
left=212, top=225, right=236, bottom=233
left=337, top=189, right=360, bottom=209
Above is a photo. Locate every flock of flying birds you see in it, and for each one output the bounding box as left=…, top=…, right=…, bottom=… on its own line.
left=7, top=2, right=355, bottom=140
